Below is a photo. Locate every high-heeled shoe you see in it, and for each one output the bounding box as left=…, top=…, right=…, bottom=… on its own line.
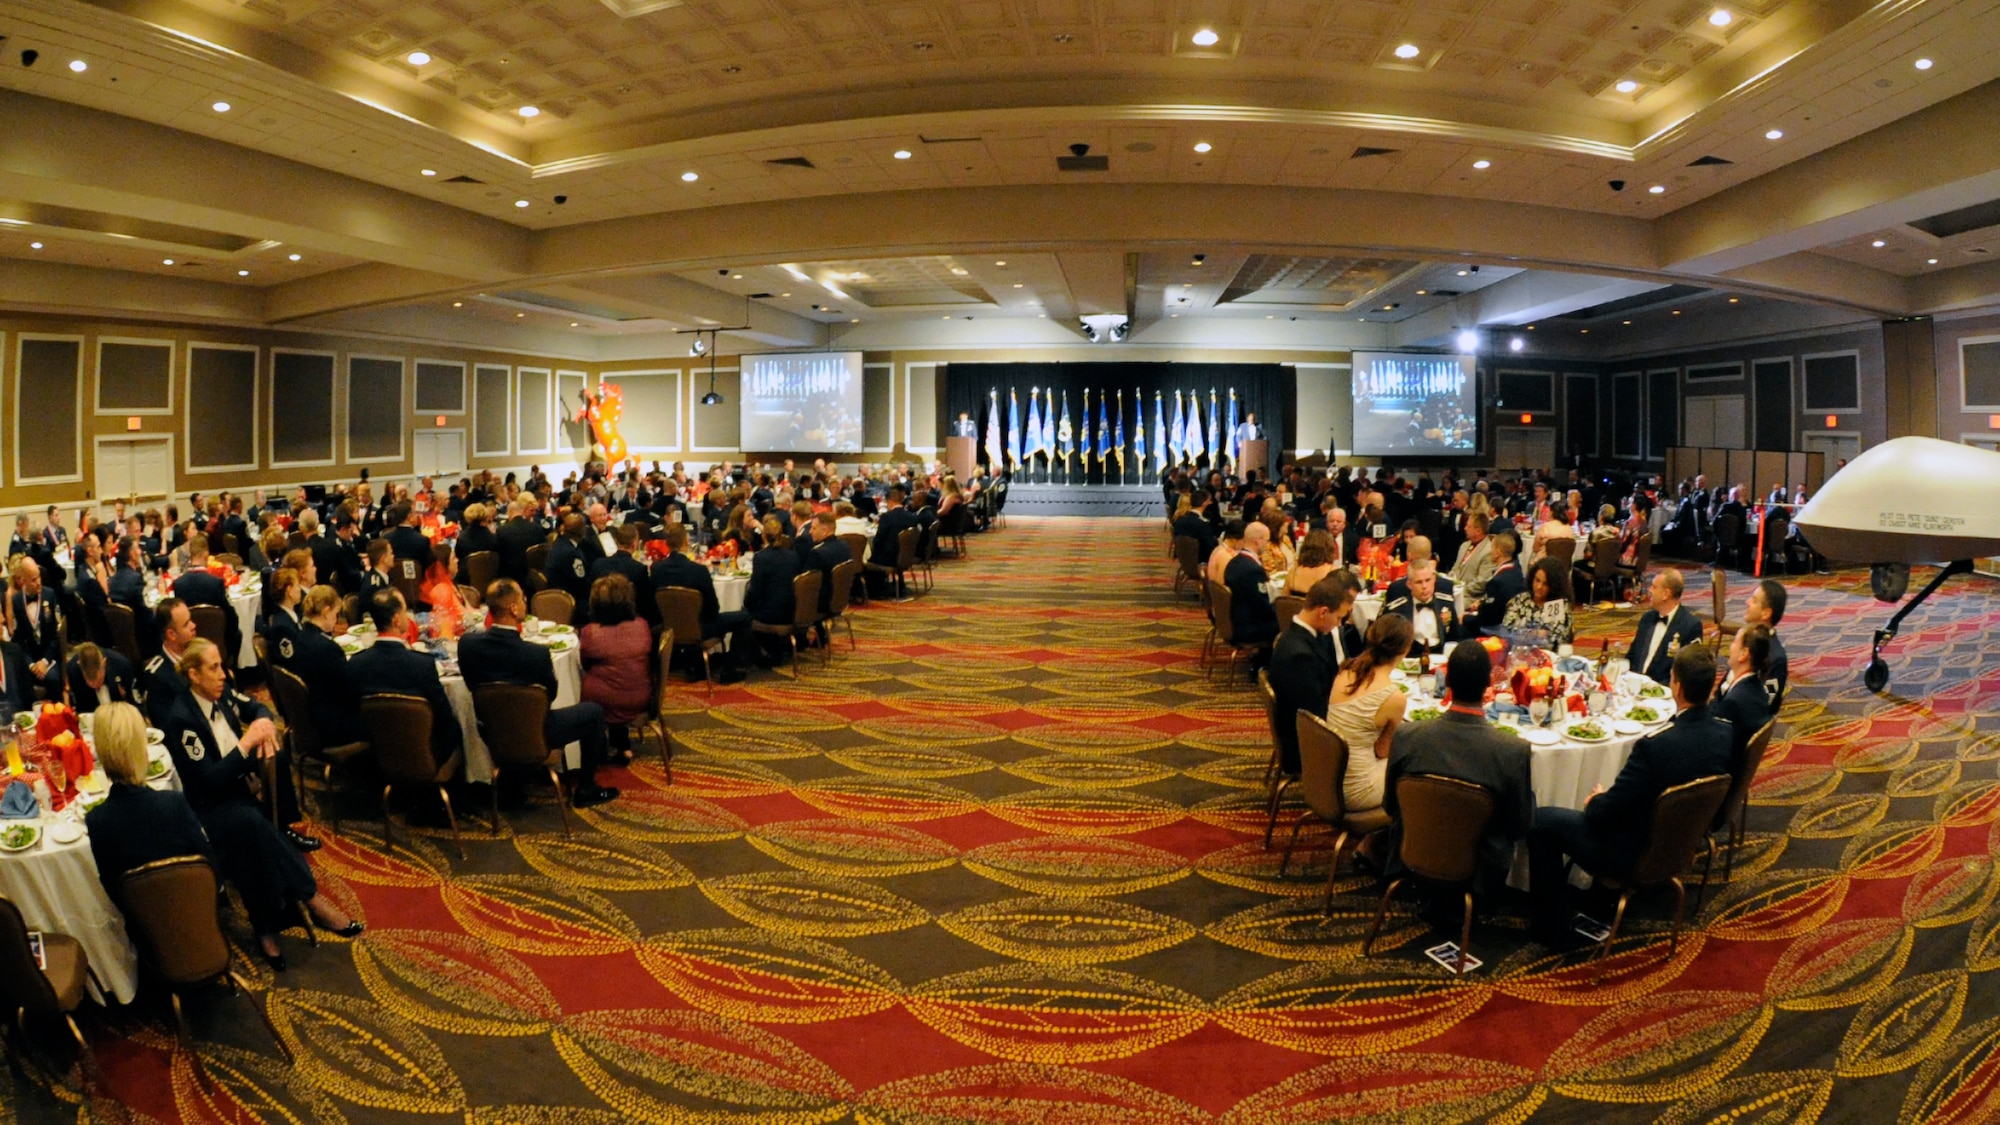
left=313, top=917, right=365, bottom=938
left=258, top=940, right=287, bottom=972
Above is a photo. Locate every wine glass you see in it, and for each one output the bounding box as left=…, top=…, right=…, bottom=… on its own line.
left=1529, top=699, right=1551, bottom=728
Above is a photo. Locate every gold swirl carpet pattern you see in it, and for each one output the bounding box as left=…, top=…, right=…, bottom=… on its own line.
left=16, top=519, right=2000, bottom=1124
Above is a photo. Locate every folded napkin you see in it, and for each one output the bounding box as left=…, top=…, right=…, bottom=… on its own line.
left=58, top=735, right=94, bottom=788
left=1485, top=703, right=1531, bottom=720
left=0, top=780, right=40, bottom=819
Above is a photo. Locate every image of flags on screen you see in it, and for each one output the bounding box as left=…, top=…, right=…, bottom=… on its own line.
left=1042, top=387, right=1055, bottom=465
left=1032, top=388, right=1048, bottom=462
left=1224, top=388, right=1240, bottom=469
left=1057, top=391, right=1073, bottom=465
left=985, top=390, right=1001, bottom=469
left=1168, top=391, right=1185, bottom=464
left=1185, top=395, right=1204, bottom=467
left=1153, top=392, right=1168, bottom=472
left=1114, top=389, right=1126, bottom=471
left=1007, top=388, right=1022, bottom=470
left=1131, top=388, right=1146, bottom=470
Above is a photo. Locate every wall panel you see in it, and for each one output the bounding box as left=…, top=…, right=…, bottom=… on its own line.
left=607, top=370, right=682, bottom=451
left=516, top=367, right=550, bottom=454
left=555, top=371, right=588, bottom=454
left=690, top=368, right=741, bottom=451
left=271, top=350, right=336, bottom=467
left=187, top=344, right=258, bottom=473
left=96, top=339, right=173, bottom=414
left=346, top=355, right=405, bottom=463
left=474, top=365, right=511, bottom=456
left=16, top=336, right=82, bottom=484
left=414, top=359, right=466, bottom=414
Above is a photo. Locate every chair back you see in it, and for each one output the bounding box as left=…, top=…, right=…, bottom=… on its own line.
left=359, top=694, right=441, bottom=785
left=1208, top=581, right=1236, bottom=644
left=1715, top=719, right=1775, bottom=831
left=653, top=628, right=675, bottom=715
left=1543, top=536, right=1576, bottom=564
left=188, top=604, right=229, bottom=649
left=104, top=602, right=142, bottom=666
left=896, top=527, right=920, bottom=571
left=471, top=682, right=554, bottom=770
left=1763, top=514, right=1791, bottom=559
left=462, top=550, right=499, bottom=597
left=1394, top=775, right=1497, bottom=885
left=1710, top=567, right=1729, bottom=626
left=1174, top=536, right=1203, bottom=583
left=117, top=856, right=230, bottom=986
left=1294, top=712, right=1352, bottom=822
left=1257, top=669, right=1280, bottom=743
left=1631, top=774, right=1734, bottom=884
left=269, top=665, right=323, bottom=757
left=790, top=570, right=823, bottom=630
left=287, top=531, right=310, bottom=553
left=1272, top=594, right=1305, bottom=630
left=525, top=543, right=551, bottom=575
left=431, top=543, right=452, bottom=571
left=529, top=588, right=574, bottom=626
left=391, top=561, right=425, bottom=615
left=1589, top=536, right=1620, bottom=581
left=343, top=593, right=364, bottom=627
left=0, top=896, right=62, bottom=1013
left=218, top=533, right=240, bottom=558
left=827, top=560, right=860, bottom=616
left=839, top=534, right=868, bottom=566
left=1713, top=514, right=1741, bottom=552
left=657, top=587, right=704, bottom=641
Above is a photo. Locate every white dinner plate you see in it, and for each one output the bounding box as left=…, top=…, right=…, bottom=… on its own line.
left=1520, top=728, right=1561, bottom=746
left=1613, top=719, right=1645, bottom=736
left=48, top=821, right=83, bottom=845
left=146, top=727, right=165, bottom=745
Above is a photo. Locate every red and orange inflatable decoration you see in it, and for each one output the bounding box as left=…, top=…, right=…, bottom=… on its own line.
left=578, top=383, right=628, bottom=468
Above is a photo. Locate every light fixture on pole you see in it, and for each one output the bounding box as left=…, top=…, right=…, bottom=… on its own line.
left=677, top=300, right=754, bottom=407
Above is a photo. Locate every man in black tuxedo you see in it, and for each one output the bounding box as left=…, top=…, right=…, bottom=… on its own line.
left=65, top=642, right=136, bottom=713
left=1383, top=642, right=1533, bottom=893
left=867, top=486, right=921, bottom=597
left=1224, top=522, right=1280, bottom=664
left=323, top=513, right=366, bottom=596
left=1172, top=489, right=1219, bottom=561
left=1385, top=559, right=1462, bottom=657
left=461, top=580, right=618, bottom=808
left=347, top=590, right=462, bottom=760
left=1625, top=568, right=1704, bottom=685
left=1266, top=575, right=1357, bottom=776
left=582, top=503, right=618, bottom=566
left=383, top=502, right=432, bottom=605
left=1744, top=579, right=1789, bottom=705
left=40, top=505, right=70, bottom=554
left=8, top=556, right=64, bottom=700
left=496, top=499, right=546, bottom=586
left=109, top=537, right=150, bottom=645
left=649, top=525, right=750, bottom=683
left=1527, top=646, right=1732, bottom=945
left=1472, top=531, right=1525, bottom=636
left=589, top=524, right=658, bottom=629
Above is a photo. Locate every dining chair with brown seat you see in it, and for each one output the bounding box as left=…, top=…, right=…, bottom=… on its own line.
left=217, top=533, right=240, bottom=558
left=1361, top=773, right=1496, bottom=975
left=268, top=665, right=370, bottom=834
left=188, top=604, right=229, bottom=651
left=529, top=588, right=574, bottom=628
left=1709, top=720, right=1776, bottom=889
left=1709, top=567, right=1744, bottom=643
left=116, top=855, right=289, bottom=1090
left=1256, top=670, right=1295, bottom=848
left=1572, top=536, right=1621, bottom=604
left=525, top=542, right=551, bottom=577
left=462, top=550, right=499, bottom=599
left=472, top=682, right=573, bottom=840
left=1541, top=536, right=1577, bottom=567
left=103, top=602, right=142, bottom=667
left=1203, top=581, right=1267, bottom=686
left=358, top=693, right=467, bottom=859
left=0, top=895, right=96, bottom=1084
left=656, top=587, right=724, bottom=695
left=1172, top=536, right=1203, bottom=601
left=750, top=570, right=823, bottom=679
left=390, top=560, right=425, bottom=617
left=1590, top=774, right=1733, bottom=973
left=646, top=629, right=676, bottom=783
left=430, top=542, right=452, bottom=572
left=1278, top=713, right=1394, bottom=905
left=837, top=534, right=870, bottom=603
left=1271, top=594, right=1305, bottom=635
left=819, top=559, right=863, bottom=654
left=1614, top=535, right=1652, bottom=597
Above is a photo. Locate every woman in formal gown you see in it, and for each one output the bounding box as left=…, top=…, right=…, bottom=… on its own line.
left=579, top=573, right=652, bottom=763
left=1325, top=613, right=1414, bottom=814
left=1286, top=532, right=1337, bottom=595
left=1501, top=556, right=1575, bottom=646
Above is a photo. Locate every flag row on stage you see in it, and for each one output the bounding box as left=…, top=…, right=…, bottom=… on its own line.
left=981, top=387, right=1247, bottom=474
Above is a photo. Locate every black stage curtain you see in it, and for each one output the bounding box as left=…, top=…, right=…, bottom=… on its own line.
left=943, top=362, right=1292, bottom=484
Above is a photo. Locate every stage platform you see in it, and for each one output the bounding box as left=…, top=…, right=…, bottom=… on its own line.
left=1003, top=483, right=1163, bottom=518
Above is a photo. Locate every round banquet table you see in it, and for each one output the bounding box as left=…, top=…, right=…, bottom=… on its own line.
left=144, top=575, right=262, bottom=669
left=714, top=573, right=750, bottom=614
left=337, top=627, right=585, bottom=783
left=0, top=741, right=183, bottom=1005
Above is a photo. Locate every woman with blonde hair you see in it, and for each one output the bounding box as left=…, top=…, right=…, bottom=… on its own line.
left=1325, top=613, right=1414, bottom=813
left=84, top=703, right=213, bottom=898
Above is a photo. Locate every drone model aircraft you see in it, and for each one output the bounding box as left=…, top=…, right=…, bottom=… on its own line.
left=1794, top=436, right=2000, bottom=692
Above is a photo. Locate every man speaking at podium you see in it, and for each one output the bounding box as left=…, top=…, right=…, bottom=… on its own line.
left=1232, top=413, right=1264, bottom=445
left=951, top=412, right=978, bottom=437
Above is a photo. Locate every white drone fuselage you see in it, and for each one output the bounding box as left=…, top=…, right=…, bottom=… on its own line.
left=1794, top=436, right=2000, bottom=566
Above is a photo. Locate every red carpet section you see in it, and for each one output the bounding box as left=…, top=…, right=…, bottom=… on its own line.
left=17, top=517, right=2000, bottom=1124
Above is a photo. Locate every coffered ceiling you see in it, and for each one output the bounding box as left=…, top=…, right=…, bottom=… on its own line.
left=2, top=0, right=2000, bottom=356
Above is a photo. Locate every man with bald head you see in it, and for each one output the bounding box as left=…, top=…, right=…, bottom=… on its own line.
left=583, top=502, right=617, bottom=566
left=1223, top=521, right=1280, bottom=668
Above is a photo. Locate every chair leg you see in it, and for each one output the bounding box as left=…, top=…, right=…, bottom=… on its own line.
left=1263, top=777, right=1294, bottom=849
left=657, top=721, right=674, bottom=783
left=842, top=615, right=856, bottom=652
left=1671, top=875, right=1689, bottom=955
left=1362, top=877, right=1403, bottom=952
left=700, top=650, right=715, bottom=696
left=170, top=992, right=214, bottom=1093
left=548, top=768, right=574, bottom=840
left=1275, top=804, right=1313, bottom=875
left=1591, top=891, right=1631, bottom=980
left=296, top=900, right=318, bottom=947
left=62, top=1013, right=100, bottom=1090
left=380, top=784, right=395, bottom=854
left=1458, top=891, right=1475, bottom=975
left=1321, top=830, right=1351, bottom=914
left=490, top=777, right=504, bottom=837
left=229, top=972, right=294, bottom=1064
left=437, top=785, right=465, bottom=860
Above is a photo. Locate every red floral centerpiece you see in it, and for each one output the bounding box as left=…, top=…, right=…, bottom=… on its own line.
left=706, top=539, right=739, bottom=564
left=644, top=540, right=674, bottom=563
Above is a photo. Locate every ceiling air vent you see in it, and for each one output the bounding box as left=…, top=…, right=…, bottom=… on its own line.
left=765, top=156, right=815, bottom=169
left=1688, top=155, right=1734, bottom=166
left=1351, top=146, right=1399, bottom=158
left=749, top=292, right=775, bottom=299
left=443, top=174, right=484, bottom=183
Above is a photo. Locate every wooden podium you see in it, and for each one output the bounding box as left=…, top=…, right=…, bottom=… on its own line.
left=946, top=435, right=977, bottom=481
left=1238, top=438, right=1269, bottom=479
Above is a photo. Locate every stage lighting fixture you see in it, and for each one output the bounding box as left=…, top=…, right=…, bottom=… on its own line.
left=690, top=335, right=708, bottom=357
left=701, top=386, right=722, bottom=406
left=1455, top=329, right=1480, bottom=352
left=1079, top=321, right=1098, bottom=342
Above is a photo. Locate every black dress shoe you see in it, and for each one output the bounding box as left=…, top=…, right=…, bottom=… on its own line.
left=284, top=827, right=323, bottom=853
left=571, top=784, right=619, bottom=809
left=259, top=946, right=288, bottom=972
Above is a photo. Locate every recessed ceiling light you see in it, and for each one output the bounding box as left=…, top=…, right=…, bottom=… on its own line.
left=995, top=260, right=1007, bottom=266
left=1709, top=9, right=1732, bottom=26
left=1648, top=184, right=1666, bottom=194
left=1614, top=79, right=1639, bottom=93
left=1472, top=159, right=1491, bottom=169
left=162, top=258, right=174, bottom=265
left=407, top=50, right=430, bottom=65
left=514, top=199, right=529, bottom=207
left=30, top=242, right=42, bottom=249
left=518, top=105, right=539, bottom=117
left=1914, top=57, right=1933, bottom=70
left=68, top=59, right=86, bottom=73
left=1191, top=28, right=1220, bottom=47
left=1193, top=142, right=1211, bottom=153
left=1927, top=257, right=1939, bottom=264
left=1394, top=43, right=1420, bottom=58
left=1510, top=337, right=1524, bottom=352
left=515, top=312, right=525, bottom=318
left=452, top=301, right=463, bottom=307
left=1455, top=269, right=1468, bottom=276
left=237, top=269, right=249, bottom=276
left=1622, top=320, right=1632, bottom=325
left=893, top=149, right=912, bottom=159
left=1872, top=239, right=1887, bottom=247
left=1671, top=309, right=1681, bottom=315
left=732, top=273, right=743, bottom=279
left=1765, top=128, right=1784, bottom=139
left=782, top=292, right=791, bottom=297
left=1013, top=283, right=1023, bottom=288
left=1581, top=328, right=1591, bottom=334
left=211, top=101, right=231, bottom=113
left=288, top=253, right=301, bottom=261
left=1416, top=289, right=1427, bottom=295
left=570, top=322, right=579, bottom=327
left=420, top=168, right=436, bottom=176
left=1728, top=297, right=1740, bottom=303
left=950, top=267, right=968, bottom=275
left=681, top=171, right=699, bottom=182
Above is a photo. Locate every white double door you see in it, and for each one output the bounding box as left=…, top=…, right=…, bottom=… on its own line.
left=413, top=429, right=467, bottom=477
left=94, top=437, right=173, bottom=506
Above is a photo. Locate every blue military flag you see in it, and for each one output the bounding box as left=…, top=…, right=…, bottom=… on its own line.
left=1131, top=387, right=1146, bottom=470
left=1057, top=391, right=1074, bottom=466
left=1153, top=391, right=1168, bottom=473
left=1207, top=389, right=1221, bottom=467
left=1081, top=388, right=1094, bottom=467
left=1023, top=388, right=1043, bottom=463
left=1114, top=389, right=1126, bottom=471
left=1095, top=392, right=1111, bottom=463
left=1168, top=391, right=1185, bottom=464
left=1007, top=388, right=1022, bottom=470
left=1184, top=393, right=1204, bottom=466
left=984, top=389, right=1002, bottom=469
left=1042, top=387, right=1055, bottom=464
left=1223, top=388, right=1240, bottom=470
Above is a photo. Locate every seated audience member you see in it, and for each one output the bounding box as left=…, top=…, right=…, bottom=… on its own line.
left=745, top=517, right=803, bottom=661
left=363, top=539, right=395, bottom=595
left=1530, top=507, right=1578, bottom=563
left=1207, top=519, right=1247, bottom=588
left=138, top=598, right=201, bottom=725
left=865, top=487, right=920, bottom=595
left=589, top=523, right=658, bottom=629
left=1472, top=530, right=1525, bottom=636
left=1260, top=515, right=1296, bottom=574
left=1386, top=558, right=1463, bottom=655
left=70, top=533, right=114, bottom=645
left=1500, top=556, right=1575, bottom=647
left=1325, top=614, right=1415, bottom=814
left=649, top=524, right=750, bottom=684
left=1626, top=568, right=1703, bottom=684
left=348, top=590, right=462, bottom=755
left=279, top=585, right=364, bottom=746
left=455, top=503, right=499, bottom=563
left=83, top=700, right=212, bottom=893
left=1173, top=490, right=1220, bottom=561
left=496, top=499, right=545, bottom=585
left=832, top=501, right=871, bottom=538
left=8, top=556, right=64, bottom=699
left=545, top=513, right=593, bottom=619
left=1286, top=531, right=1339, bottom=595
left=1382, top=641, right=1532, bottom=892
left=805, top=512, right=852, bottom=616
left=149, top=657, right=359, bottom=970
left=1744, top=579, right=1790, bottom=704
left=1450, top=513, right=1496, bottom=602
left=580, top=574, right=652, bottom=763
left=1224, top=521, right=1282, bottom=658
left=1266, top=576, right=1353, bottom=776
left=1713, top=622, right=1777, bottom=774
left=65, top=641, right=136, bottom=713
left=1527, top=646, right=1732, bottom=946
left=262, top=566, right=306, bottom=657
left=461, top=580, right=619, bottom=807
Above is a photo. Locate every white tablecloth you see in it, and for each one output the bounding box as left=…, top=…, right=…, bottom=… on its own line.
left=144, top=577, right=261, bottom=668
left=714, top=574, right=749, bottom=614
left=0, top=746, right=182, bottom=1005
left=1349, top=586, right=1471, bottom=637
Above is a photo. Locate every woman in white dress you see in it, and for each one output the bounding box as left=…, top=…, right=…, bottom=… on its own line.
left=1326, top=613, right=1415, bottom=813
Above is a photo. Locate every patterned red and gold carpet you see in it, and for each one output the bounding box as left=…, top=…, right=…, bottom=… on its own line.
left=13, top=517, right=2000, bottom=1124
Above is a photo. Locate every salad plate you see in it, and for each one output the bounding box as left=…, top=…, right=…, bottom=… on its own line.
left=145, top=756, right=171, bottom=781
left=0, top=823, right=41, bottom=852
left=1565, top=720, right=1611, bottom=742
left=1408, top=707, right=1443, bottom=722
left=146, top=727, right=165, bottom=745
left=1638, top=682, right=1670, bottom=700
left=1626, top=705, right=1663, bottom=724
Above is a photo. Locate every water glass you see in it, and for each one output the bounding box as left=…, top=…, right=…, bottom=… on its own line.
left=1528, top=699, right=1550, bottom=727
left=1588, top=691, right=1608, bottom=716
